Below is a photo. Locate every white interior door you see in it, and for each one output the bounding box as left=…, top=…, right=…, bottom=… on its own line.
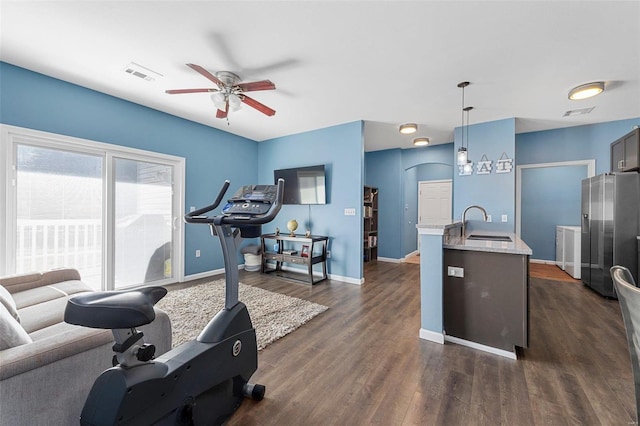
left=418, top=180, right=452, bottom=248
left=419, top=180, right=452, bottom=224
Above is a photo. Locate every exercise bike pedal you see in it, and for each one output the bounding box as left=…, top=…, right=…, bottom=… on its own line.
left=243, top=383, right=266, bottom=401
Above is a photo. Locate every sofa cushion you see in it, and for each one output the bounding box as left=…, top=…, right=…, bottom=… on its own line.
left=0, top=285, right=20, bottom=322
left=0, top=303, right=32, bottom=350
left=0, top=269, right=81, bottom=295
left=12, top=280, right=91, bottom=310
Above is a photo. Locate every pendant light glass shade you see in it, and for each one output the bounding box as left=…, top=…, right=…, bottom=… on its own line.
left=568, top=82, right=605, bottom=100
left=399, top=123, right=418, bottom=134
left=457, top=147, right=468, bottom=165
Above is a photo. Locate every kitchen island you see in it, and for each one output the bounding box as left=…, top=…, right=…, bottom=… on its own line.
left=417, top=222, right=532, bottom=359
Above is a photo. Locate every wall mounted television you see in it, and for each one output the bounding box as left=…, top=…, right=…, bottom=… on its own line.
left=274, top=165, right=327, bottom=205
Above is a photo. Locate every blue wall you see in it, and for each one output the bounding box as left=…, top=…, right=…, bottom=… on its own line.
left=258, top=121, right=364, bottom=281
left=454, top=118, right=516, bottom=233
left=516, top=118, right=640, bottom=260
left=365, top=143, right=454, bottom=260
left=0, top=62, right=259, bottom=276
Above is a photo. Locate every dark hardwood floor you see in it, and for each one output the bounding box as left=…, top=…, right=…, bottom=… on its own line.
left=208, top=262, right=635, bottom=425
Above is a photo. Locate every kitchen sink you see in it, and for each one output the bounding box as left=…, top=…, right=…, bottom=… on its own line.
left=467, top=234, right=512, bottom=242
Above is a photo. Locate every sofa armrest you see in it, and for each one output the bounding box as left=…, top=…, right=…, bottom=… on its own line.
left=0, top=326, right=112, bottom=380
left=1, top=269, right=82, bottom=295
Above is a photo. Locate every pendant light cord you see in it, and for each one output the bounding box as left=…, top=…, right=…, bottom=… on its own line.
left=461, top=85, right=465, bottom=149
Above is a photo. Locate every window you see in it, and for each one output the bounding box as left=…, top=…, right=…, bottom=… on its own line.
left=1, top=125, right=185, bottom=290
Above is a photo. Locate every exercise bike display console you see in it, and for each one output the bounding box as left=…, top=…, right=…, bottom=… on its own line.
left=64, top=179, right=284, bottom=426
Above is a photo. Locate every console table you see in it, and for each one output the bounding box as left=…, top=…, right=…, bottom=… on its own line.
left=260, top=233, right=328, bottom=285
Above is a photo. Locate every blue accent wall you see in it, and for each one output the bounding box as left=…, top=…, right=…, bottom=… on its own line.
left=364, top=149, right=403, bottom=259
left=516, top=118, right=640, bottom=260
left=520, top=165, right=587, bottom=260
left=0, top=62, right=259, bottom=276
left=454, top=118, right=516, bottom=233
left=365, top=143, right=454, bottom=260
left=258, top=121, right=364, bottom=281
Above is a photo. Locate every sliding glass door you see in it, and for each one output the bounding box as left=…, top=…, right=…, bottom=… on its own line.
left=114, top=158, right=173, bottom=289
left=15, top=144, right=103, bottom=288
left=2, top=125, right=184, bottom=290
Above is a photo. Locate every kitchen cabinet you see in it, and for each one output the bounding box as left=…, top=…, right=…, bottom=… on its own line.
left=443, top=248, right=529, bottom=352
left=611, top=128, right=640, bottom=172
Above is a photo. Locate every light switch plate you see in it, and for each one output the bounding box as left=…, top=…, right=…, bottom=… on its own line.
left=344, top=208, right=356, bottom=216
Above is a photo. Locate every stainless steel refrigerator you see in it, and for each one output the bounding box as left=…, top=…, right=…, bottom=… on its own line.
left=581, top=173, right=640, bottom=298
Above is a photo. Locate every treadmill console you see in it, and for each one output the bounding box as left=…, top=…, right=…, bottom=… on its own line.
left=222, top=185, right=279, bottom=217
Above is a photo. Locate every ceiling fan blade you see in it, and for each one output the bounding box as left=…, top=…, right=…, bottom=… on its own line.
left=216, top=99, right=229, bottom=119
left=165, top=88, right=217, bottom=94
left=236, top=80, right=276, bottom=92
left=186, top=63, right=224, bottom=87
left=241, top=95, right=276, bottom=116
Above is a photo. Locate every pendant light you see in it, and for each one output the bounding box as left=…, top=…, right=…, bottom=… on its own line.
left=457, top=82, right=470, bottom=165
left=463, top=106, right=474, bottom=173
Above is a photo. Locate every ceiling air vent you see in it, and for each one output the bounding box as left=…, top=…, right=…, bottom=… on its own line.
left=563, top=106, right=595, bottom=117
left=123, top=62, right=163, bottom=82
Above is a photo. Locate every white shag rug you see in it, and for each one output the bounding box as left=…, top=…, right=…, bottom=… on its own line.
left=156, top=280, right=328, bottom=350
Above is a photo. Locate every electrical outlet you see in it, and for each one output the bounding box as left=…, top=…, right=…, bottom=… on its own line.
left=447, top=266, right=464, bottom=278
left=190, top=206, right=196, bottom=212
left=486, top=215, right=492, bottom=222
left=326, top=250, right=331, bottom=258
left=195, top=250, right=201, bottom=258
left=501, top=214, right=508, bottom=223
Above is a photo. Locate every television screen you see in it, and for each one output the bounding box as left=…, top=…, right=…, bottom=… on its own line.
left=274, top=165, right=326, bottom=205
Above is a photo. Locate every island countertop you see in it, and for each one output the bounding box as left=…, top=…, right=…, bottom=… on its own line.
left=444, top=231, right=532, bottom=255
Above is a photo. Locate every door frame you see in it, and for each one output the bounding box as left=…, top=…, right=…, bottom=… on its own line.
left=1, top=124, right=186, bottom=288
left=515, top=159, right=595, bottom=238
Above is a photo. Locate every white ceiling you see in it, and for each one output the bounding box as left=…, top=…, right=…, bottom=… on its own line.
left=1, top=1, right=639, bottom=152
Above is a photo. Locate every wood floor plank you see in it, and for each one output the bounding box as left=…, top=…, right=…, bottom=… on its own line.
left=183, top=261, right=640, bottom=425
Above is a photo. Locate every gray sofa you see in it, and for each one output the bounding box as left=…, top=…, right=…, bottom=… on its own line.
left=0, top=269, right=172, bottom=426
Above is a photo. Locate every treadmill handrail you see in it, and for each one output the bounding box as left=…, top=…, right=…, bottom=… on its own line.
left=184, top=179, right=284, bottom=226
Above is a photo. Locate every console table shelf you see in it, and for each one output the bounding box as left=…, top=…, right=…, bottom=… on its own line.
left=260, top=233, right=328, bottom=285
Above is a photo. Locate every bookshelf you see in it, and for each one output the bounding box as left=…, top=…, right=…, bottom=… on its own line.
left=364, top=186, right=378, bottom=262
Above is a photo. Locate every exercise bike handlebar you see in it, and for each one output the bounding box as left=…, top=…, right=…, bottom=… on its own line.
left=184, top=178, right=285, bottom=226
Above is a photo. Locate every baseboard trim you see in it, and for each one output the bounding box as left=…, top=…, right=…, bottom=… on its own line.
left=530, top=259, right=557, bottom=265
left=419, top=328, right=445, bottom=344
left=182, top=268, right=225, bottom=282
left=444, top=335, right=517, bottom=360
left=377, top=257, right=402, bottom=263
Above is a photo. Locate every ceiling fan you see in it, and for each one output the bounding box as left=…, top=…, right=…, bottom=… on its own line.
left=166, top=63, right=276, bottom=119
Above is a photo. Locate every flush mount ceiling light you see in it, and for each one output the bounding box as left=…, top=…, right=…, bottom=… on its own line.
left=413, top=137, right=430, bottom=147
left=568, top=82, right=605, bottom=100
left=399, top=123, right=418, bottom=134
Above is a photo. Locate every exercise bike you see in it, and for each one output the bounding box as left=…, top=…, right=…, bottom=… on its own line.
left=64, top=179, right=284, bottom=425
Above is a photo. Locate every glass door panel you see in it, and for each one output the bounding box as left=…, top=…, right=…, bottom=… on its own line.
left=15, top=144, right=103, bottom=289
left=113, top=158, right=173, bottom=288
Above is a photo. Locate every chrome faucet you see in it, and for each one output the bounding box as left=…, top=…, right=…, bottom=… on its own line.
left=462, top=205, right=488, bottom=238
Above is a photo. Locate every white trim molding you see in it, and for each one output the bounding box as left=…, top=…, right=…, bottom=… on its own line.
left=444, top=335, right=517, bottom=360
left=419, top=328, right=445, bottom=344
left=515, top=159, right=595, bottom=237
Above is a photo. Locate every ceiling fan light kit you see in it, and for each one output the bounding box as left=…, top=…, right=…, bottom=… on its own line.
left=568, top=81, right=605, bottom=100
left=399, top=123, right=418, bottom=134
left=166, top=63, right=276, bottom=119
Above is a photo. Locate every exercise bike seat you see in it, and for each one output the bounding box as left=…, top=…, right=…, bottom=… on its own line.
left=64, top=287, right=167, bottom=329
